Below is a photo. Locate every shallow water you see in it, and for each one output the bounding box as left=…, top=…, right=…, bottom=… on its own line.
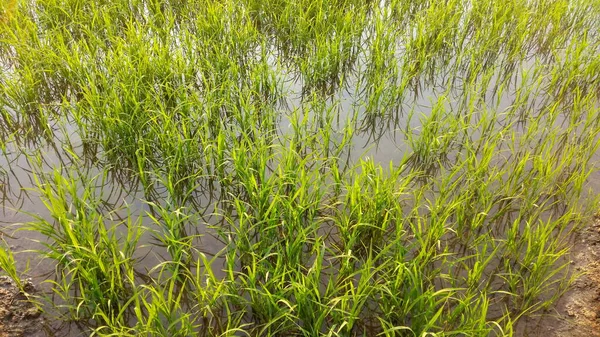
left=2, top=53, right=598, bottom=293
left=1, top=1, right=600, bottom=335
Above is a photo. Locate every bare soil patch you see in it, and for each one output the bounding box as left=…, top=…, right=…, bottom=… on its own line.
left=549, top=219, right=600, bottom=336
left=519, top=218, right=600, bottom=336
left=0, top=276, right=45, bottom=337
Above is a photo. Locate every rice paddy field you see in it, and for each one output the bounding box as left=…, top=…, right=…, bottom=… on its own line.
left=1, top=0, right=600, bottom=336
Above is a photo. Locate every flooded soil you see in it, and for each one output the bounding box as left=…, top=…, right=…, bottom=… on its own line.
left=513, top=218, right=600, bottom=336
left=0, top=277, right=45, bottom=337
left=1, top=1, right=599, bottom=335
left=547, top=219, right=600, bottom=336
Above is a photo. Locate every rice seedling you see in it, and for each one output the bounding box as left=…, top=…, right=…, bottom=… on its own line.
left=0, top=237, right=24, bottom=291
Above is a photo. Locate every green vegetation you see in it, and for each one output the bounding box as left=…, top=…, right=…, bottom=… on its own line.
left=1, top=0, right=600, bottom=335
